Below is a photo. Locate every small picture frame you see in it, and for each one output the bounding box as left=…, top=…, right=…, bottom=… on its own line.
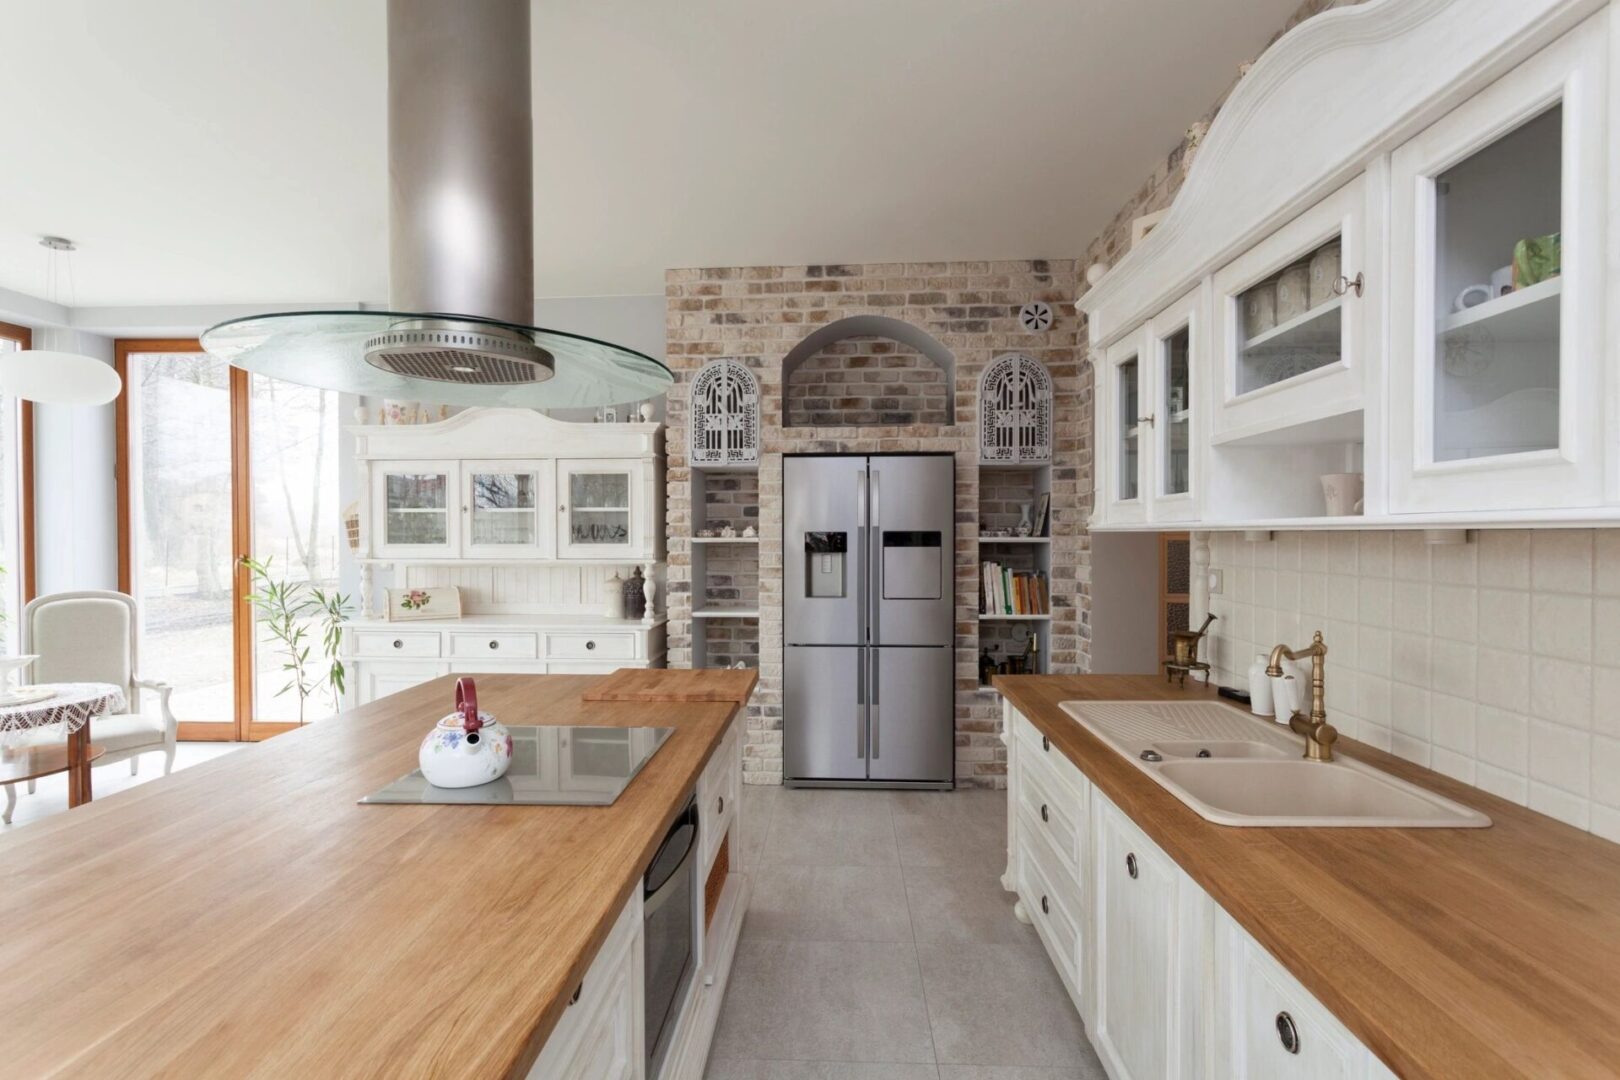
left=1034, top=493, right=1051, bottom=537
left=386, top=586, right=462, bottom=622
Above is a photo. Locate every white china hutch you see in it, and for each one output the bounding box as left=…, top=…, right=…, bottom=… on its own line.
left=1082, top=0, right=1619, bottom=532
left=344, top=407, right=665, bottom=705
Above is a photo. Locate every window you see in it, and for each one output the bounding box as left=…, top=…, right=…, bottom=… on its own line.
left=0, top=323, right=33, bottom=649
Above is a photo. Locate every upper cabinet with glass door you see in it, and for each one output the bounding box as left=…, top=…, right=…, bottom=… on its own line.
left=1210, top=177, right=1367, bottom=445
left=557, top=459, right=652, bottom=559
left=462, top=460, right=554, bottom=559
left=1148, top=287, right=1202, bottom=522
left=1101, top=331, right=1149, bottom=523
left=374, top=461, right=459, bottom=558
left=1389, top=17, right=1607, bottom=513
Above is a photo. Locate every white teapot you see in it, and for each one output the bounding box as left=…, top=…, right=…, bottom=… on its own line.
left=418, top=678, right=513, bottom=789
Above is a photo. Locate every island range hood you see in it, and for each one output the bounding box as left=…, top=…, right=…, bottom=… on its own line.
left=201, top=0, right=671, bottom=408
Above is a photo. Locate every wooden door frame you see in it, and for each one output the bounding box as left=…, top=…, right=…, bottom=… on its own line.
left=0, top=321, right=37, bottom=605
left=113, top=341, right=297, bottom=742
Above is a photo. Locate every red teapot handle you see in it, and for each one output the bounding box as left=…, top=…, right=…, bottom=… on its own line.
left=455, top=678, right=482, bottom=734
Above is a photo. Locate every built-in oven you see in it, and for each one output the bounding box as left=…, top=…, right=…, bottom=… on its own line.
left=644, top=796, right=697, bottom=1078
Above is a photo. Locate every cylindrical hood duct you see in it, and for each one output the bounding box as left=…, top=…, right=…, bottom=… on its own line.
left=386, top=0, right=534, bottom=325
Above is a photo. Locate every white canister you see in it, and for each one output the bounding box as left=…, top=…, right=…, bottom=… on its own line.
left=604, top=569, right=627, bottom=620
left=1308, top=242, right=1342, bottom=308
left=1243, top=282, right=1277, bottom=338
left=1275, top=264, right=1310, bottom=323
left=1320, top=472, right=1365, bottom=517
left=1270, top=673, right=1299, bottom=724
left=1247, top=654, right=1275, bottom=717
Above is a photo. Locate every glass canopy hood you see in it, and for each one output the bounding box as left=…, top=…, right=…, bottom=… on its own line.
left=200, top=310, right=672, bottom=409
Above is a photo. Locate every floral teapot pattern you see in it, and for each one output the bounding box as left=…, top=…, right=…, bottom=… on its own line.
left=418, top=678, right=513, bottom=789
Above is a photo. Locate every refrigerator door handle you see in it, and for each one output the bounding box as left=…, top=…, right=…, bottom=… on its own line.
left=856, top=650, right=867, bottom=759
left=869, top=653, right=880, bottom=759
left=856, top=469, right=868, bottom=643
left=869, top=469, right=881, bottom=645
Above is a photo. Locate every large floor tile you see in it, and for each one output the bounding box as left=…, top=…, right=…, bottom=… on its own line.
left=746, top=864, right=913, bottom=943
left=738, top=782, right=784, bottom=871
left=706, top=1061, right=939, bottom=1080
left=762, top=789, right=900, bottom=867
left=917, top=941, right=1095, bottom=1069
left=937, top=1066, right=1104, bottom=1080
left=711, top=940, right=936, bottom=1064
left=904, top=865, right=1033, bottom=946
left=893, top=811, right=1005, bottom=869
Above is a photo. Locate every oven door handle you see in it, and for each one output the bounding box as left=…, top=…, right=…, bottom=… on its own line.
left=644, top=816, right=697, bottom=907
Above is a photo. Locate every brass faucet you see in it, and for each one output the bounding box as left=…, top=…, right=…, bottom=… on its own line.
left=1266, top=630, right=1338, bottom=762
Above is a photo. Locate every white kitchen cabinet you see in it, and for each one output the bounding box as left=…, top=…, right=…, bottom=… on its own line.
left=1209, top=178, right=1368, bottom=446
left=1099, top=328, right=1151, bottom=523
left=358, top=660, right=448, bottom=704
left=527, top=888, right=645, bottom=1080
left=558, top=458, right=655, bottom=561
left=1090, top=792, right=1200, bottom=1080
left=1388, top=15, right=1608, bottom=513
left=373, top=460, right=459, bottom=558
left=462, top=459, right=554, bottom=559
left=697, top=717, right=740, bottom=879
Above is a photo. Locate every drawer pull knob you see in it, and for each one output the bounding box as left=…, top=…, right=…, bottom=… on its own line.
left=1040, top=803, right=1049, bottom=823
left=1040, top=894, right=1049, bottom=915
left=717, top=795, right=725, bottom=815
left=489, top=640, right=500, bottom=650
left=392, top=639, right=403, bottom=650
left=1126, top=852, right=1138, bottom=879
left=1276, top=1011, right=1300, bottom=1055
left=586, top=640, right=596, bottom=650
left=569, top=982, right=583, bottom=1006
left=1041, top=735, right=1050, bottom=752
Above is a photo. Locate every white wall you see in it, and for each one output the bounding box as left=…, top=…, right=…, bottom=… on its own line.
left=1207, top=529, right=1620, bottom=842
left=1088, top=531, right=1162, bottom=673
left=31, top=331, right=120, bottom=594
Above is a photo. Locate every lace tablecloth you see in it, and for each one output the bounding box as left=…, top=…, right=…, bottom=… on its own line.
left=0, top=682, right=126, bottom=742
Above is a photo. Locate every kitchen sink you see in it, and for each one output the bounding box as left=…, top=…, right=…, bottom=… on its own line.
left=1059, top=700, right=1490, bottom=828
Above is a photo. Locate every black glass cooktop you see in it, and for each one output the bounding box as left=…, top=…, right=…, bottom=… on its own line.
left=360, top=724, right=673, bottom=806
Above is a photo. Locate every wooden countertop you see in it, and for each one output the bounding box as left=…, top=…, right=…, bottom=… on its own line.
left=993, top=673, right=1620, bottom=1079
left=0, top=670, right=754, bottom=1079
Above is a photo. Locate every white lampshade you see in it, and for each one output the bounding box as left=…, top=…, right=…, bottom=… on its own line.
left=0, top=349, right=122, bottom=405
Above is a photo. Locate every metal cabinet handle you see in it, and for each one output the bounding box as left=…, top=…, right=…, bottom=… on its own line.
left=1332, top=271, right=1364, bottom=298
left=489, top=640, right=500, bottom=650
left=1040, top=803, right=1049, bottom=823
left=1276, top=1011, right=1300, bottom=1055
left=1126, top=852, right=1139, bottom=879
left=569, top=982, right=583, bottom=1006
left=392, top=639, right=403, bottom=650
left=1137, top=414, right=1156, bottom=427
left=717, top=795, right=725, bottom=816
left=1040, top=895, right=1050, bottom=915
left=1041, top=735, right=1050, bottom=752
left=586, top=640, right=596, bottom=651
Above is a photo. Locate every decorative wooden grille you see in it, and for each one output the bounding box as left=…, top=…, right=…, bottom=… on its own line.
left=978, top=353, right=1052, bottom=464
left=690, top=358, right=759, bottom=466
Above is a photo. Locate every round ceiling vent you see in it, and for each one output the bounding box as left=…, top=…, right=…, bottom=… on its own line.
left=1019, top=301, right=1054, bottom=333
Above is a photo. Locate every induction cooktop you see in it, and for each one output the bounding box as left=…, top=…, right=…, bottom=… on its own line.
left=360, top=724, right=674, bottom=806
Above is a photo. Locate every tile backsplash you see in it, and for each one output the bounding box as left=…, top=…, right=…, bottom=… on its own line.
left=1207, top=529, right=1620, bottom=842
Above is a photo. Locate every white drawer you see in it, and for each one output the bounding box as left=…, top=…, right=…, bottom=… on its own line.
left=547, top=631, right=638, bottom=660
left=1017, top=750, right=1083, bottom=875
left=1017, top=824, right=1082, bottom=990
left=1014, top=712, right=1090, bottom=801
left=447, top=631, right=539, bottom=659
left=700, top=720, right=741, bottom=875
left=352, top=630, right=442, bottom=658
left=527, top=890, right=643, bottom=1080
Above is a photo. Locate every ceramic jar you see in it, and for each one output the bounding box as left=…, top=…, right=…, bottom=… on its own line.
left=1308, top=242, right=1342, bottom=308
left=1275, top=263, right=1311, bottom=323
left=1247, top=654, right=1275, bottom=717
left=419, top=678, right=513, bottom=789
left=1243, top=283, right=1276, bottom=338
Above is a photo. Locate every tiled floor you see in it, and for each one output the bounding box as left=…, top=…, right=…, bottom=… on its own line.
left=1, top=742, right=248, bottom=831
left=709, top=784, right=1108, bottom=1080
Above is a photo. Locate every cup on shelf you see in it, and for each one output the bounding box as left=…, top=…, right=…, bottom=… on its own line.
left=1490, top=265, right=1514, bottom=298
left=1453, top=283, right=1494, bottom=312
left=1320, top=472, right=1364, bottom=516
left=1308, top=242, right=1342, bottom=308
left=1276, top=263, right=1310, bottom=323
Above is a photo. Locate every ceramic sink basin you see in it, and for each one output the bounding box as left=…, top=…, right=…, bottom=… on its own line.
left=1058, top=700, right=1490, bottom=828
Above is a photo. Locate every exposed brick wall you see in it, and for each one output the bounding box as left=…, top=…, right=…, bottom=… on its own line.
left=785, top=337, right=950, bottom=428
left=665, top=261, right=1082, bottom=787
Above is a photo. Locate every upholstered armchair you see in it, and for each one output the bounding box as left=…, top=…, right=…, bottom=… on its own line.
left=2, top=591, right=178, bottom=824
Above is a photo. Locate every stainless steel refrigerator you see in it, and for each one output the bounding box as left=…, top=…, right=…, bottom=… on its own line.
left=784, top=453, right=954, bottom=788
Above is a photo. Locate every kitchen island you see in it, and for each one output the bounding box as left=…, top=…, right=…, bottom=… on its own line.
left=0, top=670, right=754, bottom=1079
left=996, top=673, right=1620, bottom=1080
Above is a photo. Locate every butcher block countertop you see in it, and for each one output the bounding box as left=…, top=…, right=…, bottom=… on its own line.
left=994, top=673, right=1620, bottom=1080
left=0, top=670, right=754, bottom=1079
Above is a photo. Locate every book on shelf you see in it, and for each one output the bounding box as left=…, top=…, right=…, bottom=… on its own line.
left=980, top=561, right=1049, bottom=616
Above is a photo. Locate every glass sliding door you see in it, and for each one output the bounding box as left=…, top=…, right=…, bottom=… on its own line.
left=118, top=342, right=346, bottom=739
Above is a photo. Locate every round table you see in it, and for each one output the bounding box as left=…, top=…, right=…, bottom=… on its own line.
left=0, top=682, right=127, bottom=809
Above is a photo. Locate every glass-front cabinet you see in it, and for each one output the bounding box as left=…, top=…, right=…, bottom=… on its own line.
left=1148, top=287, right=1201, bottom=521
left=1210, top=177, right=1367, bottom=444
left=1389, top=19, right=1605, bottom=513
left=462, top=460, right=553, bottom=559
left=374, top=461, right=458, bottom=557
left=557, top=459, right=648, bottom=559
left=1102, top=334, right=1147, bottom=523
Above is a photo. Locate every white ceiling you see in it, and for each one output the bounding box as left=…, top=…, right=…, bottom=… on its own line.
left=0, top=0, right=1301, bottom=308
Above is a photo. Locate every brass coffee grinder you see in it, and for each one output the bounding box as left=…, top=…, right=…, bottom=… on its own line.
left=1164, top=613, right=1216, bottom=686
